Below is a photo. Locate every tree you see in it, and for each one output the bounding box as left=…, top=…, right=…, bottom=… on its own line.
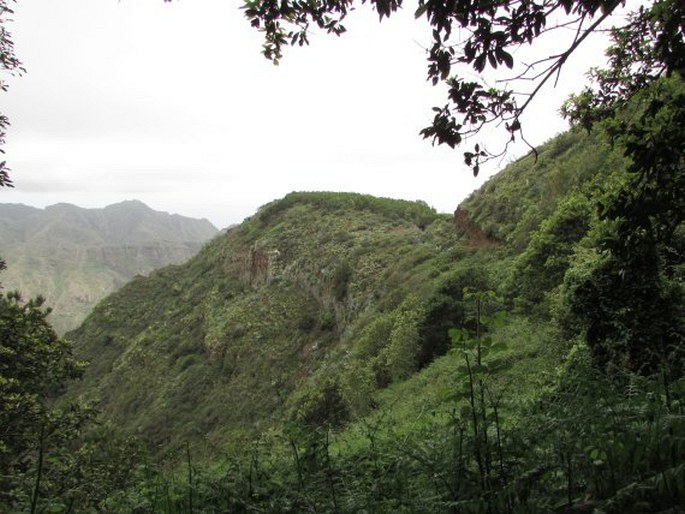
left=562, top=76, right=684, bottom=376
left=0, top=291, right=87, bottom=508
left=511, top=192, right=593, bottom=307
left=241, top=0, right=683, bottom=174
left=0, top=0, right=23, bottom=188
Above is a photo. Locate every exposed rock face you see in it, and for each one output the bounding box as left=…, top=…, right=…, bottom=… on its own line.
left=243, top=244, right=280, bottom=285
left=0, top=200, right=218, bottom=334
left=453, top=207, right=500, bottom=247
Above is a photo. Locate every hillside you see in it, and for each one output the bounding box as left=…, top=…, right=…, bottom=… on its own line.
left=0, top=77, right=674, bottom=510
left=65, top=127, right=620, bottom=453
left=66, top=194, right=463, bottom=450
left=0, top=200, right=218, bottom=333
left=55, top=115, right=684, bottom=512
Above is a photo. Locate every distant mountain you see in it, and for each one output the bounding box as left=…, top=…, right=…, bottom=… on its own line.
left=0, top=200, right=218, bottom=333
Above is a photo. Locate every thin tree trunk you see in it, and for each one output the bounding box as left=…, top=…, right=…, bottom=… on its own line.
left=30, top=423, right=45, bottom=514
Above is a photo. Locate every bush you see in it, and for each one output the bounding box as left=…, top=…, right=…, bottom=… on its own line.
left=417, top=267, right=490, bottom=367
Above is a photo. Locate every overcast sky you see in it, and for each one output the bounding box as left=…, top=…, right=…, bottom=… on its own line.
left=2, top=0, right=627, bottom=228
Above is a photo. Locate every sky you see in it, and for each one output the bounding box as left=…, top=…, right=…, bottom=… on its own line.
left=2, top=0, right=627, bottom=229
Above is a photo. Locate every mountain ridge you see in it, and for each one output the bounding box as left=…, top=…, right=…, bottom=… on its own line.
left=0, top=200, right=219, bottom=333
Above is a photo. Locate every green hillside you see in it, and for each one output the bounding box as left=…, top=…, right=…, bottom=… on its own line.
left=67, top=171, right=595, bottom=455
left=3, top=104, right=683, bottom=511
left=66, top=193, right=467, bottom=451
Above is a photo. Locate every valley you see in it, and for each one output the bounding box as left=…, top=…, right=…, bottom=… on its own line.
left=1, top=0, right=683, bottom=511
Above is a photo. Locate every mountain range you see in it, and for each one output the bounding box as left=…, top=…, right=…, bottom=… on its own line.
left=0, top=200, right=218, bottom=333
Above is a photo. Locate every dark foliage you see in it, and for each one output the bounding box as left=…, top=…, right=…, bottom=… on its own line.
left=417, top=266, right=491, bottom=368
left=0, top=0, right=23, bottom=187
left=563, top=77, right=684, bottom=375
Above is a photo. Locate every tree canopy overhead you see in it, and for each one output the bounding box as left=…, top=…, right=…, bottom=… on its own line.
left=0, top=0, right=23, bottom=188
left=241, top=0, right=684, bottom=174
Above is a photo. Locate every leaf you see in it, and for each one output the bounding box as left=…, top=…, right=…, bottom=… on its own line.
left=501, top=50, right=514, bottom=69
left=414, top=4, right=428, bottom=18
left=474, top=54, right=486, bottom=72
left=448, top=327, right=464, bottom=343
left=464, top=338, right=479, bottom=351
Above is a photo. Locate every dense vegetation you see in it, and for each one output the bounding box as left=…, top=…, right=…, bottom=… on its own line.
left=1, top=0, right=682, bottom=510
left=2, top=72, right=683, bottom=511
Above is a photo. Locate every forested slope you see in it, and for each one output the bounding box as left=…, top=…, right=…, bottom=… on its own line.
left=5, top=87, right=683, bottom=511
left=67, top=194, right=461, bottom=451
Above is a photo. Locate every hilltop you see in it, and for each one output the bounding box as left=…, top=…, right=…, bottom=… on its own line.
left=66, top=193, right=456, bottom=450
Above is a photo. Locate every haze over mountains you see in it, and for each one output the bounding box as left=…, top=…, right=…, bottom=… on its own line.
left=0, top=200, right=218, bottom=333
